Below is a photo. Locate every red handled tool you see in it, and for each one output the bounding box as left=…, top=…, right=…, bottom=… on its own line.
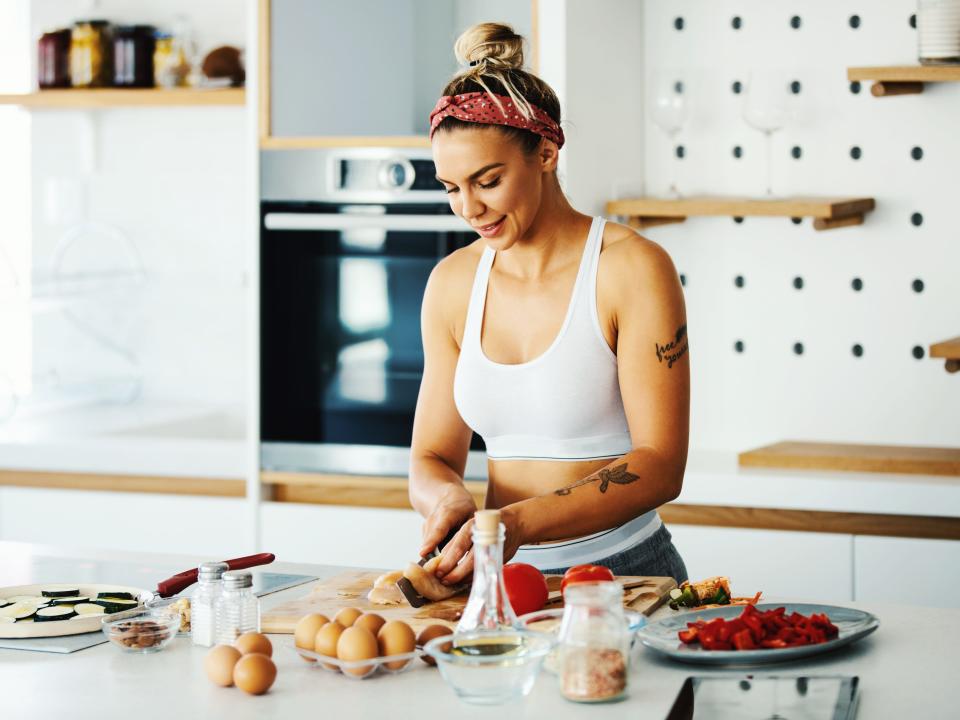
left=156, top=553, right=276, bottom=597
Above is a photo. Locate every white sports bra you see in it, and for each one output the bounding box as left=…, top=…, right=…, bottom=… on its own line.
left=453, top=216, right=633, bottom=462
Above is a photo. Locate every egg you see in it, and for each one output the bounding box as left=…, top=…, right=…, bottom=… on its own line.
left=336, top=626, right=379, bottom=676
left=314, top=621, right=345, bottom=670
left=334, top=607, right=363, bottom=628
left=416, top=624, right=453, bottom=666
left=377, top=620, right=416, bottom=670
left=294, top=613, right=329, bottom=660
left=235, top=632, right=273, bottom=658
left=353, top=613, right=385, bottom=636
left=232, top=652, right=277, bottom=695
left=204, top=644, right=242, bottom=687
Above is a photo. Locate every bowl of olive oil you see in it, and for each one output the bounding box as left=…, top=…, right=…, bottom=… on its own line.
left=423, top=630, right=554, bottom=705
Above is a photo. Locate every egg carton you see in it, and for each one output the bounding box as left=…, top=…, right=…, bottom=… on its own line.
left=293, top=646, right=427, bottom=679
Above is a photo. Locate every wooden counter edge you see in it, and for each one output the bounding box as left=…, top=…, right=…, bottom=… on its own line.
left=261, top=472, right=960, bottom=541
left=0, top=469, right=244, bottom=497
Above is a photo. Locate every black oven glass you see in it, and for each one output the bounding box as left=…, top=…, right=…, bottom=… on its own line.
left=261, top=203, right=484, bottom=450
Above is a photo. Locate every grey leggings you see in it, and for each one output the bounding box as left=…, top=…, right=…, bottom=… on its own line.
left=539, top=525, right=688, bottom=584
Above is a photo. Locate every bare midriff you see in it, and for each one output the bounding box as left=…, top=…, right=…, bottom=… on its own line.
left=484, top=457, right=613, bottom=544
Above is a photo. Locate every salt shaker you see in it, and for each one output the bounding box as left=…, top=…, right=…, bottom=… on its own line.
left=214, top=570, right=260, bottom=644
left=190, top=561, right=228, bottom=647
left=557, top=582, right=630, bottom=703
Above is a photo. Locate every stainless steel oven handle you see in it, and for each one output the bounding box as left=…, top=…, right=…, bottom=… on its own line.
left=264, top=213, right=471, bottom=232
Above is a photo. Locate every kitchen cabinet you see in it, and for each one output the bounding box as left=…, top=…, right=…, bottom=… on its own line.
left=261, top=0, right=533, bottom=146
left=0, top=487, right=247, bottom=558
left=260, top=501, right=421, bottom=568
left=667, top=524, right=854, bottom=602
left=854, top=535, right=960, bottom=608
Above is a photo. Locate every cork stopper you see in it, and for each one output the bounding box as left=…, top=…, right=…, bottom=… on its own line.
left=474, top=509, right=500, bottom=533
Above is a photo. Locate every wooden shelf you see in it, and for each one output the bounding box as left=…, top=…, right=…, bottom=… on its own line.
left=739, top=441, right=960, bottom=477
left=605, top=196, right=875, bottom=232
left=930, top=335, right=960, bottom=374
left=0, top=88, right=245, bottom=109
left=260, top=135, right=430, bottom=150
left=847, top=65, right=960, bottom=97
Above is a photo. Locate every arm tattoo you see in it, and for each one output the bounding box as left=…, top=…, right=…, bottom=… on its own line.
left=554, top=463, right=641, bottom=496
left=655, top=324, right=688, bottom=369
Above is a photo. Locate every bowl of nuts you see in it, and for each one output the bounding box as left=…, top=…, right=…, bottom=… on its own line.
left=102, top=608, right=180, bottom=653
left=145, top=596, right=191, bottom=636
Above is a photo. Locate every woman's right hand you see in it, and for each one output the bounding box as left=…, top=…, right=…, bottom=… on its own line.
left=419, top=483, right=477, bottom=559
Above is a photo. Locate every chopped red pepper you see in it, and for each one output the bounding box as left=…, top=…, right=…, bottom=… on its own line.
left=676, top=605, right=841, bottom=652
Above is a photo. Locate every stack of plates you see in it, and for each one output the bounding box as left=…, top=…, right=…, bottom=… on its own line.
left=919, top=0, right=960, bottom=63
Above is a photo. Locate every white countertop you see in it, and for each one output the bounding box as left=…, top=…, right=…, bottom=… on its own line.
left=0, top=542, right=956, bottom=718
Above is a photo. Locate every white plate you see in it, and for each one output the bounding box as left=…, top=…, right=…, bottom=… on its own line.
left=0, top=583, right=153, bottom=638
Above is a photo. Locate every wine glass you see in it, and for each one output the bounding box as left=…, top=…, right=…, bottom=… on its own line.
left=650, top=74, right=689, bottom=197
left=741, top=71, right=791, bottom=197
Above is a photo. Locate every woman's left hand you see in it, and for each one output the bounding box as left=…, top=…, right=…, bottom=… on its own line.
left=434, top=506, right=526, bottom=585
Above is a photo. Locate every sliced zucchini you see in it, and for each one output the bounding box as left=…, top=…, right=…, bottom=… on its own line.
left=72, top=603, right=106, bottom=617
left=35, top=606, right=77, bottom=621
left=6, top=595, right=48, bottom=605
left=41, top=587, right=80, bottom=598
left=96, top=591, right=136, bottom=601
left=0, top=603, right=38, bottom=621
left=49, top=596, right=89, bottom=606
left=91, top=598, right=139, bottom=613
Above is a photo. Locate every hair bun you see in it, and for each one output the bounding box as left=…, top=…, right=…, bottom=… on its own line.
left=455, top=23, right=524, bottom=71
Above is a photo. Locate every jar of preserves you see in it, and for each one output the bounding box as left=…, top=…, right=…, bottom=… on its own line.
left=70, top=20, right=111, bottom=88
left=114, top=25, right=156, bottom=87
left=557, top=582, right=630, bottom=703
left=153, top=33, right=189, bottom=88
left=38, top=29, right=72, bottom=88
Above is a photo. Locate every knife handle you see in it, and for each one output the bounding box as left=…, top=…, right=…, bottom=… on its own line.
left=156, top=553, right=276, bottom=598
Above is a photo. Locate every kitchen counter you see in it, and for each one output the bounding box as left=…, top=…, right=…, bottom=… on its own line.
left=0, top=543, right=956, bottom=718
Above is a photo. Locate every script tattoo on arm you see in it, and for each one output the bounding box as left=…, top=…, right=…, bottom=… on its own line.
left=554, top=464, right=641, bottom=496
left=655, top=324, right=689, bottom=369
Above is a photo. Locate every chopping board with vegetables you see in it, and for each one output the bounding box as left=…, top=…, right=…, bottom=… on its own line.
left=260, top=572, right=676, bottom=634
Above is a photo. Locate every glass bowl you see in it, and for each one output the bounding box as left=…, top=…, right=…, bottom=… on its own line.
left=518, top=608, right=645, bottom=673
left=101, top=608, right=180, bottom=653
left=144, top=596, right=191, bottom=636
left=423, top=629, right=554, bottom=705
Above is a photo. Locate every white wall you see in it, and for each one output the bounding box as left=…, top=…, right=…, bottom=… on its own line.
left=542, top=0, right=959, bottom=453
left=21, top=0, right=249, bottom=415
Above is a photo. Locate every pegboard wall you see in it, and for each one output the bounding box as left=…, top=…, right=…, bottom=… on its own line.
left=636, top=0, right=958, bottom=451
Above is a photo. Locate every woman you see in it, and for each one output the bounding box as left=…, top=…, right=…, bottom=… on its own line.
left=409, top=23, right=689, bottom=587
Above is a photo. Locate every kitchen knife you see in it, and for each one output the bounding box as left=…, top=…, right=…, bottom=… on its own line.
left=396, top=528, right=469, bottom=608
left=156, top=553, right=276, bottom=598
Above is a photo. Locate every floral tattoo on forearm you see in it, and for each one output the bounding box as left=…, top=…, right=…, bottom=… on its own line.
left=655, top=324, right=688, bottom=369
left=554, top=463, right=641, bottom=496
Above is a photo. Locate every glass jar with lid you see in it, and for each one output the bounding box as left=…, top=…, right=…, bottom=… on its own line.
left=557, top=582, right=630, bottom=703
left=190, top=561, right=228, bottom=648
left=113, top=25, right=156, bottom=87
left=70, top=20, right=112, bottom=87
left=38, top=29, right=72, bottom=88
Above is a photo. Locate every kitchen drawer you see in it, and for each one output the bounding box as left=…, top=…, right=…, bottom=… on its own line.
left=260, top=502, right=422, bottom=569
left=667, top=524, right=854, bottom=602
left=854, top=536, right=960, bottom=608
left=0, top=487, right=248, bottom=557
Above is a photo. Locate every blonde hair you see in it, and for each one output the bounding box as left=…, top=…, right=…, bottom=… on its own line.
left=437, top=23, right=561, bottom=153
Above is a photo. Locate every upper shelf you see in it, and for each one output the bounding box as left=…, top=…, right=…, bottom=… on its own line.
left=930, top=336, right=960, bottom=374
left=847, top=65, right=960, bottom=96
left=605, top=196, right=876, bottom=232
left=0, top=88, right=245, bottom=109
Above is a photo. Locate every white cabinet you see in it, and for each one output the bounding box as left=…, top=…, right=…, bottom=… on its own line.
left=667, top=524, right=854, bottom=602
left=0, top=487, right=248, bottom=558
left=854, top=536, right=960, bottom=608
left=260, top=502, right=421, bottom=569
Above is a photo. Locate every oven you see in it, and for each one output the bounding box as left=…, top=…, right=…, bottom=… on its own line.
left=260, top=148, right=486, bottom=478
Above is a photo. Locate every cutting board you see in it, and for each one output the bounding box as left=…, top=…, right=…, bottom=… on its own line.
left=261, top=571, right=676, bottom=634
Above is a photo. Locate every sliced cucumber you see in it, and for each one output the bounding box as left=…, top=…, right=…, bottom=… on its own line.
left=0, top=603, right=38, bottom=621
left=96, top=591, right=136, bottom=601
left=41, top=587, right=80, bottom=598
left=49, top=596, right=89, bottom=606
left=35, top=606, right=77, bottom=621
left=72, top=603, right=106, bottom=617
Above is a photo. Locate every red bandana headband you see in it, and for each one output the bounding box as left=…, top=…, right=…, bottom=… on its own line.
left=429, top=92, right=565, bottom=149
